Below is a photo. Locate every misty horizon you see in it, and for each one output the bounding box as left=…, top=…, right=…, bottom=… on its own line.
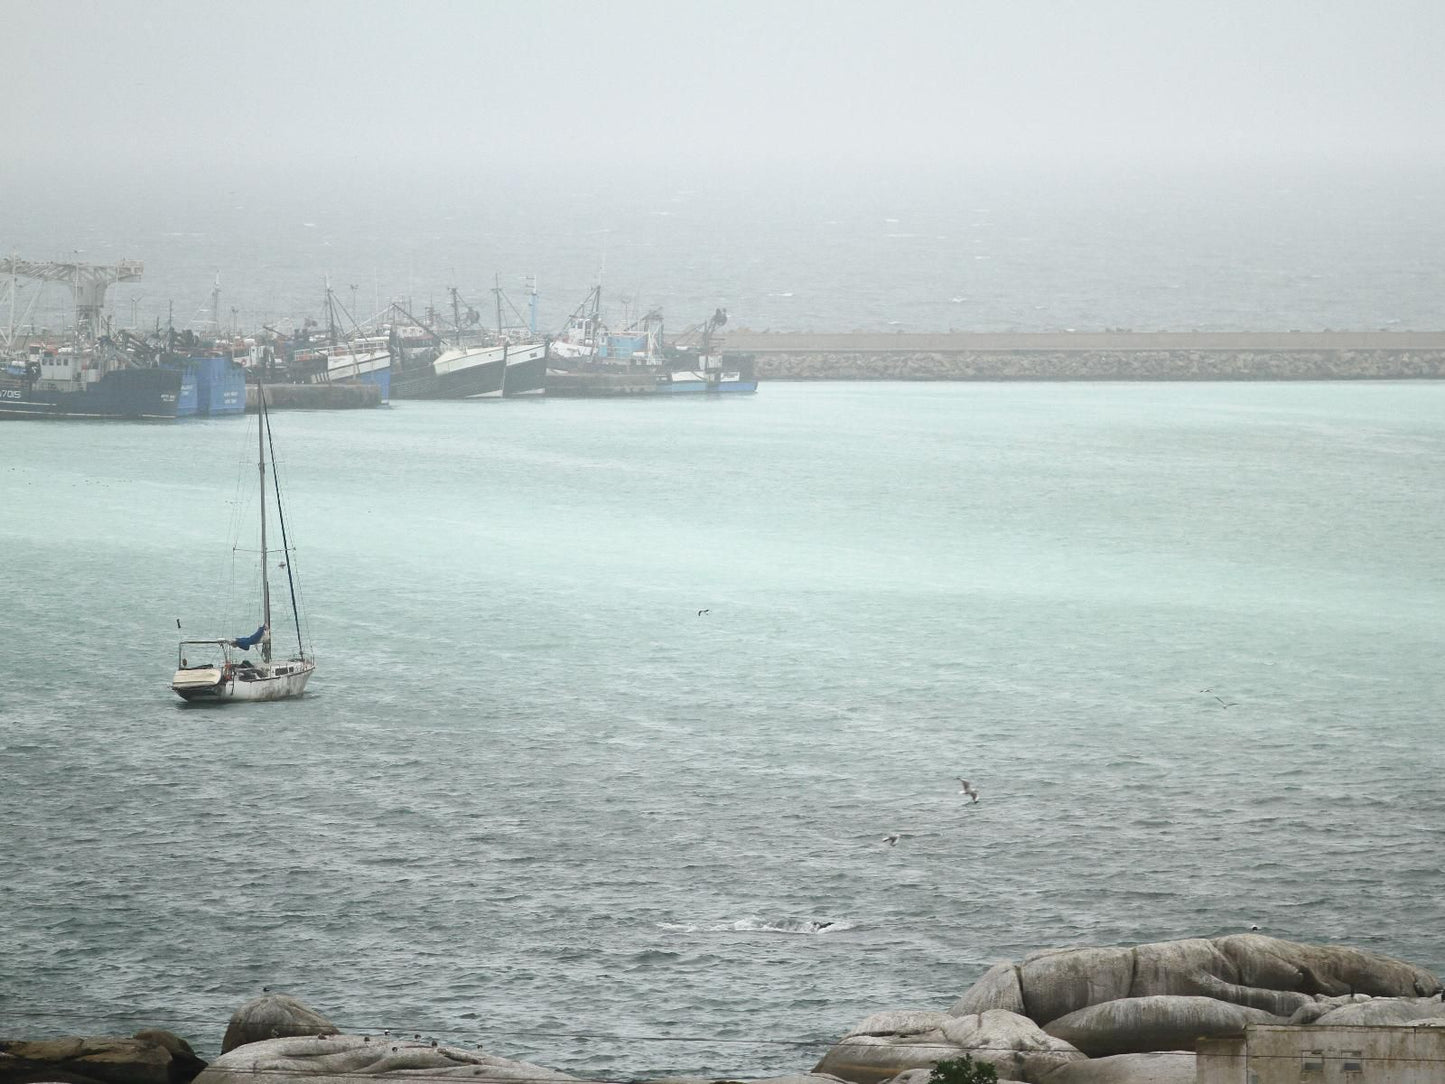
left=5, top=1, right=1445, bottom=174
left=4, top=1, right=1444, bottom=334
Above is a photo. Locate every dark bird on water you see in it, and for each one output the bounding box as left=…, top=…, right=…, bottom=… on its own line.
left=697, top=609, right=710, bottom=616
left=957, top=778, right=980, bottom=802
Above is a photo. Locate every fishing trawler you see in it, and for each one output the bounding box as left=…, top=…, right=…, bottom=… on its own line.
left=545, top=296, right=757, bottom=396
left=170, top=381, right=315, bottom=701
left=1, top=257, right=183, bottom=418
left=390, top=282, right=547, bottom=398
left=1, top=342, right=183, bottom=418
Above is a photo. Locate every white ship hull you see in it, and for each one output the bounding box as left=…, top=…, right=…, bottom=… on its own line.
left=171, top=659, right=315, bottom=702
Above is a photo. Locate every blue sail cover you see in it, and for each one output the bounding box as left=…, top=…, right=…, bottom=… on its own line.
left=231, top=626, right=266, bottom=650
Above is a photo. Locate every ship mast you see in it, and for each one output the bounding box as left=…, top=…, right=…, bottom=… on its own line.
left=257, top=382, right=272, bottom=663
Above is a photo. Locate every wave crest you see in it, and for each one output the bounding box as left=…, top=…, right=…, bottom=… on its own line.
left=658, top=916, right=854, bottom=935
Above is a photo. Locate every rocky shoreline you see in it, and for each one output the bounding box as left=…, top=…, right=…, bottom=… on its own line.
left=5, top=935, right=1442, bottom=1084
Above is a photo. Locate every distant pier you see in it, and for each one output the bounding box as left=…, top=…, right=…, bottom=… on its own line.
left=719, top=330, right=1445, bottom=380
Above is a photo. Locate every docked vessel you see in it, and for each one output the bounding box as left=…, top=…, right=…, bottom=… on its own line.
left=389, top=284, right=547, bottom=399
left=392, top=339, right=547, bottom=398
left=166, top=354, right=247, bottom=417
left=1, top=256, right=183, bottom=419
left=301, top=335, right=392, bottom=402
left=1, top=343, right=182, bottom=419
left=171, top=381, right=316, bottom=702
left=277, top=285, right=391, bottom=402
left=545, top=297, right=758, bottom=397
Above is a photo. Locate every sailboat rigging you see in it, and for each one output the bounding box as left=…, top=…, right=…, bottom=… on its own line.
left=170, top=381, right=316, bottom=701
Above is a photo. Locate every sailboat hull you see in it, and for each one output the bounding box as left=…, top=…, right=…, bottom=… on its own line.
left=172, top=660, right=315, bottom=702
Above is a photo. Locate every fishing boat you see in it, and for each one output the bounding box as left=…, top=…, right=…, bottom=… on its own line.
left=0, top=343, right=183, bottom=418
left=545, top=299, right=757, bottom=396
left=171, top=382, right=315, bottom=701
left=390, top=283, right=547, bottom=399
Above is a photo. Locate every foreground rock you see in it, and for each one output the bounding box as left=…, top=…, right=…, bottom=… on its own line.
left=0, top=1033, right=205, bottom=1084
left=881, top=1069, right=1024, bottom=1084
left=1042, top=996, right=1281, bottom=1058
left=1310, top=996, right=1445, bottom=1026
left=221, top=995, right=338, bottom=1055
left=951, top=935, right=1440, bottom=1027
left=811, top=1009, right=1083, bottom=1084
left=1041, top=1051, right=1196, bottom=1083
left=195, top=1036, right=578, bottom=1084
left=131, top=1033, right=206, bottom=1084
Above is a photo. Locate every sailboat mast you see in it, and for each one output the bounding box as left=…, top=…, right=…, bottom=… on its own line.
left=257, top=382, right=272, bottom=663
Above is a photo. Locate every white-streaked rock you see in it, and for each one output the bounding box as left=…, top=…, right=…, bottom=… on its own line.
left=880, top=1069, right=1025, bottom=1084
left=1214, top=935, right=1440, bottom=999
left=948, top=964, right=1025, bottom=1018
left=1285, top=993, right=1373, bottom=1025
left=1041, top=1051, right=1196, bottom=1083
left=1017, top=947, right=1135, bottom=1026
left=194, top=1036, right=577, bottom=1084
left=1311, top=997, right=1445, bottom=1026
left=220, top=995, right=338, bottom=1055
left=1042, top=995, right=1282, bottom=1058
left=813, top=1009, right=1082, bottom=1084
left=1128, top=939, right=1312, bottom=1018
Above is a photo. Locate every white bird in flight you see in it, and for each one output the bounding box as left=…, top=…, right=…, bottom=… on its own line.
left=882, top=833, right=901, bottom=846
left=957, top=778, right=980, bottom=803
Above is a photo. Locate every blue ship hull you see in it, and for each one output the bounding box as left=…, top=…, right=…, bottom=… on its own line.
left=175, top=370, right=199, bottom=416
left=0, top=366, right=182, bottom=419
left=353, top=367, right=391, bottom=402
left=166, top=357, right=247, bottom=417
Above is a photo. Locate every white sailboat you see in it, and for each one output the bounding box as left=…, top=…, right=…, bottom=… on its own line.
left=171, top=382, right=316, bottom=702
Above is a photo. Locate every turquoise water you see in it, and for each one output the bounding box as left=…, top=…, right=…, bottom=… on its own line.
left=2, top=383, right=1443, bottom=1075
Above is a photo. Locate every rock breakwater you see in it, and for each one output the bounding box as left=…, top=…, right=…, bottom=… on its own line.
left=752, top=349, right=1445, bottom=381
left=720, top=330, right=1445, bottom=381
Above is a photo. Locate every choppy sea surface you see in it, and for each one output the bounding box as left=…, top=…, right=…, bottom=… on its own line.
left=2, top=382, right=1444, bottom=1075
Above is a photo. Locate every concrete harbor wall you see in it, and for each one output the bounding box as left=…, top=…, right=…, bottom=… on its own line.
left=719, top=331, right=1445, bottom=381
left=246, top=382, right=382, bottom=410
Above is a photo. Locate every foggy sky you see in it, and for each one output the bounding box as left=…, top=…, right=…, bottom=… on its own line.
left=5, top=0, right=1445, bottom=178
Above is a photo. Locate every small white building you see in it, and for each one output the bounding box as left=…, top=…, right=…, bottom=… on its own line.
left=1197, top=1024, right=1445, bottom=1083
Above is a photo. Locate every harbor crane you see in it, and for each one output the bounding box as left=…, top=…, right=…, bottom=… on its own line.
left=0, top=256, right=143, bottom=342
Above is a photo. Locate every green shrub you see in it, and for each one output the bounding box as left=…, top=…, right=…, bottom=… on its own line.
left=927, top=1054, right=998, bottom=1084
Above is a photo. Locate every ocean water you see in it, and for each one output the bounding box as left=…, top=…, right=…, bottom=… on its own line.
left=2, top=382, right=1443, bottom=1075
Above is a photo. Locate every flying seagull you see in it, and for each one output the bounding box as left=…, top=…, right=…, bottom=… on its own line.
left=882, top=833, right=901, bottom=846
left=957, top=778, right=980, bottom=802
left=697, top=609, right=710, bottom=616
left=1201, top=689, right=1237, bottom=708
